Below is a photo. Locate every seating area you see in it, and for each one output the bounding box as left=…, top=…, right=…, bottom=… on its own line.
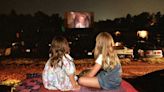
left=14, top=74, right=137, bottom=92
left=0, top=58, right=164, bottom=92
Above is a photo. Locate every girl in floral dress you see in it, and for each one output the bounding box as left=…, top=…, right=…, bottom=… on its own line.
left=42, top=36, right=80, bottom=91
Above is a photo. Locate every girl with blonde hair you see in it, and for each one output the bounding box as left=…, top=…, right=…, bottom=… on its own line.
left=42, top=36, right=80, bottom=91
left=78, top=32, right=122, bottom=90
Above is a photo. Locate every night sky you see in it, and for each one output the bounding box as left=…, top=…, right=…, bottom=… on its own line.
left=0, top=0, right=164, bottom=21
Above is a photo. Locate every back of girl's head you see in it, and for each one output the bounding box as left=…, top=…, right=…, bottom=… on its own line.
left=50, top=36, right=70, bottom=54
left=94, top=32, right=120, bottom=69
left=94, top=32, right=114, bottom=57
left=49, top=36, right=70, bottom=67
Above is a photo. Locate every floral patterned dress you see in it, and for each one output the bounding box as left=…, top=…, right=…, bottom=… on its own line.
left=42, top=54, right=76, bottom=91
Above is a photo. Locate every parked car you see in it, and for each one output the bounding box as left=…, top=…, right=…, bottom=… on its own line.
left=144, top=50, right=163, bottom=58
left=133, top=41, right=163, bottom=59
left=114, top=46, right=133, bottom=59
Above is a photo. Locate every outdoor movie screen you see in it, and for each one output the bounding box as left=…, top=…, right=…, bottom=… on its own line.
left=65, top=11, right=94, bottom=29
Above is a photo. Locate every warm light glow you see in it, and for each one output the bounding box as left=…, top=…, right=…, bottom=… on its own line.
left=1, top=79, right=21, bottom=86
left=48, top=44, right=51, bottom=46
left=115, top=42, right=122, bottom=46
left=137, top=30, right=148, bottom=39
left=69, top=42, right=72, bottom=44
left=115, top=31, right=121, bottom=36
left=87, top=52, right=92, bottom=56
left=26, top=49, right=31, bottom=52
left=12, top=43, right=16, bottom=46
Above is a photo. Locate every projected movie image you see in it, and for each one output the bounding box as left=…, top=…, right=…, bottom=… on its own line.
left=65, top=12, right=93, bottom=28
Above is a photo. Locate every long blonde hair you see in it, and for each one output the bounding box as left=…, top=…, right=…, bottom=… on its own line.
left=94, top=32, right=120, bottom=70
left=49, top=36, right=70, bottom=68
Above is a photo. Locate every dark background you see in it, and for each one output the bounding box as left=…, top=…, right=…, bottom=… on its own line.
left=0, top=0, right=164, bottom=59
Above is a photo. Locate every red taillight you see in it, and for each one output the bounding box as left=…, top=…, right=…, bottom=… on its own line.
left=156, top=52, right=161, bottom=54
left=145, top=52, right=150, bottom=54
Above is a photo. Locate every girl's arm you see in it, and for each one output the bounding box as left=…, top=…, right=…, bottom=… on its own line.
left=85, top=63, right=101, bottom=77
left=68, top=74, right=80, bottom=89
left=64, top=56, right=80, bottom=90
